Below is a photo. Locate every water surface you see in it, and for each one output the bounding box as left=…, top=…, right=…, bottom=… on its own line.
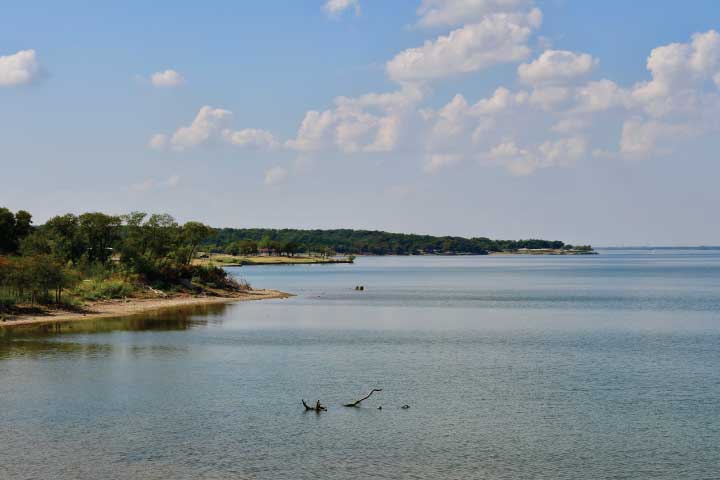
left=1, top=252, right=719, bottom=479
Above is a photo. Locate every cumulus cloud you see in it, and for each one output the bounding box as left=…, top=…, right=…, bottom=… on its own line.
left=152, top=106, right=277, bottom=152
left=528, top=86, right=571, bottom=109
left=0, top=49, right=41, bottom=87
left=169, top=106, right=232, bottom=150
left=386, top=9, right=542, bottom=83
left=150, top=69, right=185, bottom=87
left=286, top=84, right=423, bottom=153
left=323, top=0, right=360, bottom=18
left=573, top=79, right=631, bottom=112
left=484, top=137, right=586, bottom=175
left=620, top=119, right=693, bottom=158
left=416, top=0, right=533, bottom=28
left=264, top=166, right=288, bottom=185
left=145, top=9, right=720, bottom=180
left=222, top=128, right=278, bottom=149
left=518, top=49, right=597, bottom=85
left=631, top=30, right=720, bottom=116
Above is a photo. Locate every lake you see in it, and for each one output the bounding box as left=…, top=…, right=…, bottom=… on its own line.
left=1, top=251, right=719, bottom=479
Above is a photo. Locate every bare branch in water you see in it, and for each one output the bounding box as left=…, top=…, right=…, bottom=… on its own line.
left=343, top=388, right=383, bottom=407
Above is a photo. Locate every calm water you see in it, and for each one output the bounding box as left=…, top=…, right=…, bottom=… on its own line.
left=1, top=251, right=720, bottom=479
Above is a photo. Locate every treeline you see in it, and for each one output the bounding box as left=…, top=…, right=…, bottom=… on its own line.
left=0, top=207, right=239, bottom=310
left=206, top=228, right=593, bottom=256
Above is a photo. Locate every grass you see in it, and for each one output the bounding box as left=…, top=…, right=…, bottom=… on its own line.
left=72, top=277, right=138, bottom=301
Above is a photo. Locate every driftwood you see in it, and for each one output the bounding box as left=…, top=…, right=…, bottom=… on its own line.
left=302, top=399, right=327, bottom=412
left=343, top=388, right=383, bottom=407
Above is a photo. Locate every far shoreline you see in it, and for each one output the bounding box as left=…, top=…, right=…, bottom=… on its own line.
left=0, top=289, right=291, bottom=331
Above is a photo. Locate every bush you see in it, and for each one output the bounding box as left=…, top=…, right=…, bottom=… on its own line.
left=73, top=277, right=136, bottom=301
left=0, top=292, right=16, bottom=309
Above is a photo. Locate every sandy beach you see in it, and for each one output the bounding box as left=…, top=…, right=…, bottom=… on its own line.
left=0, top=289, right=291, bottom=330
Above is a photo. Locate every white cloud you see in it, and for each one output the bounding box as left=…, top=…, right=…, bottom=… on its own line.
left=264, top=166, right=288, bottom=185
left=287, top=84, right=423, bottom=153
left=153, top=106, right=278, bottom=152
left=386, top=9, right=542, bottom=83
left=150, top=69, right=185, bottom=87
left=620, top=118, right=693, bottom=158
left=143, top=20, right=720, bottom=180
left=286, top=110, right=335, bottom=152
left=222, top=128, right=278, bottom=149
left=472, top=86, right=527, bottom=114
left=0, top=49, right=40, bottom=87
left=323, top=0, right=360, bottom=18
left=632, top=30, right=720, bottom=114
left=518, top=49, right=597, bottom=85
left=484, top=137, right=586, bottom=174
left=170, top=106, right=232, bottom=150
left=416, top=0, right=533, bottom=28
left=528, top=85, right=571, bottom=109
left=574, top=79, right=631, bottom=112
left=424, top=153, right=463, bottom=173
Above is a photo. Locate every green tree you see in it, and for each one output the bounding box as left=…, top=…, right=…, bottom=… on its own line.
left=14, top=210, right=33, bottom=241
left=19, top=231, right=52, bottom=256
left=179, top=221, right=213, bottom=265
left=78, top=212, right=122, bottom=264
left=0, top=207, right=17, bottom=253
left=45, top=214, right=84, bottom=263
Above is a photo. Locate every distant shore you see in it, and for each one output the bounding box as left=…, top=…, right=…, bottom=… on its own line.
left=490, top=248, right=597, bottom=256
left=193, top=254, right=354, bottom=267
left=0, top=289, right=291, bottom=330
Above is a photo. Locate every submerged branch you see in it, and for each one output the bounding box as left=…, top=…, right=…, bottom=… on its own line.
left=344, top=388, right=383, bottom=407
left=302, top=399, right=327, bottom=412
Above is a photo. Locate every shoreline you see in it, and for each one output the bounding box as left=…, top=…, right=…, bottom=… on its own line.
left=193, top=255, right=354, bottom=267
left=0, top=289, right=291, bottom=330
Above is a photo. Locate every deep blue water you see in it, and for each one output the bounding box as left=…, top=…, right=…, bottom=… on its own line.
left=1, top=251, right=719, bottom=479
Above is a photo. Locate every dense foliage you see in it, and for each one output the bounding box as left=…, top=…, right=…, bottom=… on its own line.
left=207, top=228, right=592, bottom=256
left=0, top=208, right=237, bottom=310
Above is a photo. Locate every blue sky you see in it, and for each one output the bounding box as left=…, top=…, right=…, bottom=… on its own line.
left=2, top=0, right=720, bottom=245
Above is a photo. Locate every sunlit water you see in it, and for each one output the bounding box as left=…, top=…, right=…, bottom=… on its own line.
left=1, top=251, right=720, bottom=479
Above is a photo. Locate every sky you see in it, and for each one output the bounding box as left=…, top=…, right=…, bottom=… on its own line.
left=2, top=0, right=720, bottom=246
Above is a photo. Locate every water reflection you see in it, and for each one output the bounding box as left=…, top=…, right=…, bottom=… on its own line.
left=0, top=303, right=230, bottom=359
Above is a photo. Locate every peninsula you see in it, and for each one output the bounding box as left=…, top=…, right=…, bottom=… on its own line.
left=1, top=206, right=594, bottom=327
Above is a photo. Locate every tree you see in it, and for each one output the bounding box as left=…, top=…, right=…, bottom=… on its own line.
left=0, top=207, right=17, bottom=253
left=144, top=213, right=179, bottom=262
left=179, top=221, right=213, bottom=265
left=0, top=255, right=79, bottom=305
left=78, top=212, right=121, bottom=264
left=19, top=231, right=52, bottom=256
left=14, top=210, right=32, bottom=241
left=240, top=240, right=258, bottom=255
left=45, top=214, right=84, bottom=263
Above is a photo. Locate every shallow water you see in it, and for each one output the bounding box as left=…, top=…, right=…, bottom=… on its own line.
left=1, top=251, right=720, bottom=479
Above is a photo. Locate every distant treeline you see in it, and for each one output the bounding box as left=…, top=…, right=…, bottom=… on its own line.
left=206, top=228, right=592, bottom=256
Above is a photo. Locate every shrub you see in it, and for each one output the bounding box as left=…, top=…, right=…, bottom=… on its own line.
left=73, top=277, right=136, bottom=301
